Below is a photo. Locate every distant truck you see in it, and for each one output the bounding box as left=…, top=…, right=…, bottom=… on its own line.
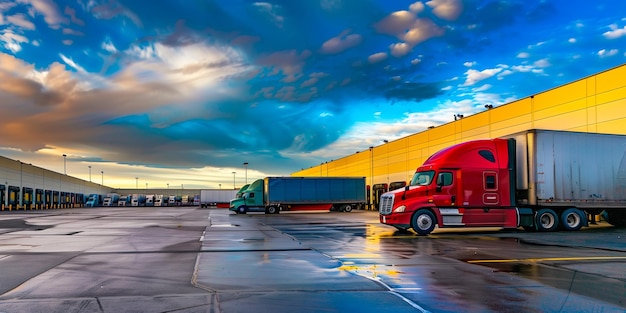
left=85, top=194, right=102, bottom=207
left=131, top=194, right=146, bottom=206
left=168, top=195, right=182, bottom=206
left=379, top=130, right=626, bottom=235
left=118, top=194, right=133, bottom=207
left=103, top=193, right=119, bottom=206
left=230, top=177, right=366, bottom=214
left=200, top=189, right=238, bottom=208
left=154, top=195, right=166, bottom=206
left=145, top=195, right=155, bottom=206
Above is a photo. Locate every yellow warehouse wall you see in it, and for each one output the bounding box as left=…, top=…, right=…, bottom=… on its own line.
left=292, top=63, right=626, bottom=207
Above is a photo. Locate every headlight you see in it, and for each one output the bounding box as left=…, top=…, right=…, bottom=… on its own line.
left=393, top=205, right=406, bottom=213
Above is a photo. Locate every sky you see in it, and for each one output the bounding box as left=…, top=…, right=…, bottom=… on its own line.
left=0, top=0, right=625, bottom=189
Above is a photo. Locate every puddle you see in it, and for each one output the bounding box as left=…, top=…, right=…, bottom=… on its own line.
left=0, top=219, right=53, bottom=230
left=469, top=261, right=625, bottom=307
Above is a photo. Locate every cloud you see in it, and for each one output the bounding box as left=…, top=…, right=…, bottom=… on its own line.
left=374, top=8, right=444, bottom=57
left=320, top=29, right=362, bottom=54
left=383, top=82, right=443, bottom=102
left=59, top=54, right=86, bottom=72
left=368, top=52, right=388, bottom=64
left=0, top=30, right=29, bottom=53
left=6, top=13, right=35, bottom=30
left=462, top=68, right=503, bottom=86
left=252, top=2, right=284, bottom=28
left=257, top=49, right=311, bottom=84
left=64, top=6, right=85, bottom=26
left=90, top=0, right=142, bottom=27
left=598, top=49, right=618, bottom=57
left=426, top=0, right=463, bottom=21
left=603, top=24, right=626, bottom=39
left=18, top=0, right=68, bottom=29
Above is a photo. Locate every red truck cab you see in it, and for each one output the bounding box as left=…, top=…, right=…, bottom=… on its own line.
left=379, top=138, right=520, bottom=234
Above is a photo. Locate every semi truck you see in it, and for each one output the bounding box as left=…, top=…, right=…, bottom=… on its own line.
left=379, top=130, right=626, bottom=235
left=200, top=189, right=238, bottom=208
left=230, top=177, right=366, bottom=214
left=131, top=194, right=146, bottom=206
left=154, top=195, right=166, bottom=206
left=118, top=194, right=132, bottom=207
left=103, top=193, right=119, bottom=206
left=85, top=194, right=102, bottom=207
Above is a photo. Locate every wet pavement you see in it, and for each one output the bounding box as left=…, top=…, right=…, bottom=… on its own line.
left=0, top=208, right=624, bottom=312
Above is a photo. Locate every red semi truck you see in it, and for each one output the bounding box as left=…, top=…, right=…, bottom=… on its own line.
left=379, top=130, right=626, bottom=235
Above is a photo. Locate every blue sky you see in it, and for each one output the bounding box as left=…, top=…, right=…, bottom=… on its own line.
left=0, top=0, right=625, bottom=189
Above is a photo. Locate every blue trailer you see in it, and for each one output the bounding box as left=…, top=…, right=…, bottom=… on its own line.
left=229, top=176, right=366, bottom=214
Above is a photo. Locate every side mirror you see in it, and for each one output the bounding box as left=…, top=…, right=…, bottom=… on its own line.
left=436, top=175, right=443, bottom=192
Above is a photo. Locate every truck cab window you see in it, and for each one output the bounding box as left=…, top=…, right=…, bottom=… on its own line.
left=478, top=150, right=496, bottom=162
left=437, top=172, right=453, bottom=186
left=410, top=170, right=435, bottom=186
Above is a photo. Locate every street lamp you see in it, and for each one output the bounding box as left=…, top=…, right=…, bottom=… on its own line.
left=232, top=171, right=236, bottom=189
left=135, top=177, right=138, bottom=189
left=101, top=171, right=103, bottom=185
left=243, top=162, right=248, bottom=184
left=63, top=154, right=67, bottom=175
left=88, top=166, right=92, bottom=182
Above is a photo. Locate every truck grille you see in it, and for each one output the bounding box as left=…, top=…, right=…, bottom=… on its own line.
left=379, top=194, right=394, bottom=215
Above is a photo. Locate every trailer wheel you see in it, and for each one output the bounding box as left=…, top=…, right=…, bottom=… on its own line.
left=267, top=206, right=278, bottom=214
left=237, top=206, right=247, bottom=214
left=411, top=209, right=436, bottom=235
left=342, top=204, right=353, bottom=212
left=535, top=208, right=558, bottom=232
left=560, top=208, right=586, bottom=231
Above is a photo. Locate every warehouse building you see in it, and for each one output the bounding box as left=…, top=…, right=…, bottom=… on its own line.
left=293, top=64, right=626, bottom=210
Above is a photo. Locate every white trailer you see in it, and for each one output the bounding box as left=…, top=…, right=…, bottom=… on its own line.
left=200, top=189, right=238, bottom=208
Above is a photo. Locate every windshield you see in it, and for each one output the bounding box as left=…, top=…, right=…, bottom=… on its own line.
left=410, top=170, right=435, bottom=186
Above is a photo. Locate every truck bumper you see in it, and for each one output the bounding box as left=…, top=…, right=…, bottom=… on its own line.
left=380, top=212, right=412, bottom=229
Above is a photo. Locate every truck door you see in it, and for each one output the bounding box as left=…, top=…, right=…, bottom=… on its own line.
left=462, top=170, right=511, bottom=226
left=432, top=171, right=458, bottom=207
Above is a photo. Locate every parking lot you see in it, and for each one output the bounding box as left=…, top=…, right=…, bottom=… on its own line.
left=0, top=207, right=624, bottom=312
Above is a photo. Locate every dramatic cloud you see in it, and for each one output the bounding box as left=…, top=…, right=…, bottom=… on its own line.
left=0, top=0, right=624, bottom=188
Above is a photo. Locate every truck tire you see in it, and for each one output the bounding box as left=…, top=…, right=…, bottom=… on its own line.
left=237, top=206, right=247, bottom=214
left=560, top=208, right=586, bottom=231
left=266, top=206, right=278, bottom=214
left=411, top=209, right=436, bottom=235
left=535, top=208, right=558, bottom=232
left=342, top=204, right=353, bottom=212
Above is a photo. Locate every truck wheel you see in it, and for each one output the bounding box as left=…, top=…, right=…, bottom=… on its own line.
left=267, top=206, right=278, bottom=214
left=411, top=209, right=436, bottom=235
left=342, top=204, right=353, bottom=212
left=535, top=208, right=558, bottom=232
left=237, top=206, right=247, bottom=214
left=560, top=208, right=586, bottom=231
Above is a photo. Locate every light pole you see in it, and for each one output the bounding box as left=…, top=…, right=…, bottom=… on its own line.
left=243, top=162, right=248, bottom=184
left=232, top=171, right=236, bottom=189
left=88, top=166, right=92, bottom=182
left=101, top=171, right=103, bottom=185
left=135, top=177, right=138, bottom=189
left=63, top=154, right=67, bottom=175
